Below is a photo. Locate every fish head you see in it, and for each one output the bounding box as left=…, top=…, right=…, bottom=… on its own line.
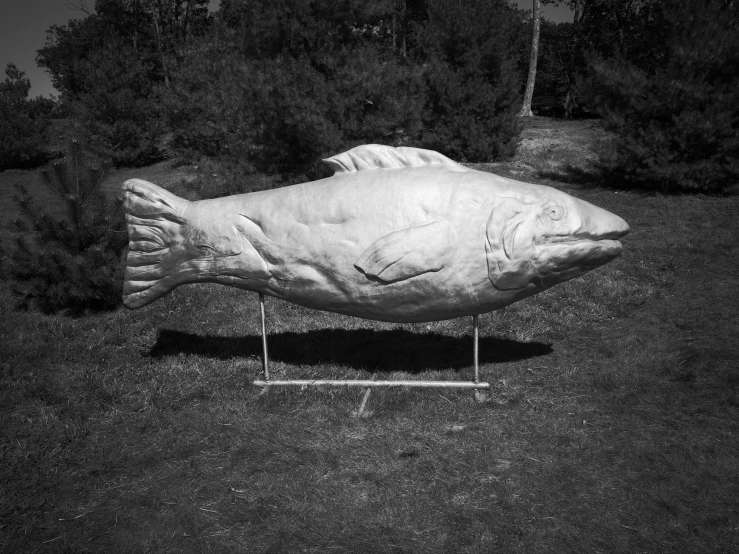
left=485, top=187, right=629, bottom=291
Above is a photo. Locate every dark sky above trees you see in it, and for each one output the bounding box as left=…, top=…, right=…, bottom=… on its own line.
left=514, top=0, right=573, bottom=22
left=1, top=0, right=572, bottom=98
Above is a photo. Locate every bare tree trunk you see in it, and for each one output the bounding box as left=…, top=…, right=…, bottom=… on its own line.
left=518, top=0, right=541, bottom=117
left=182, top=0, right=192, bottom=40
left=392, top=12, right=397, bottom=50
left=151, top=1, right=171, bottom=89
left=564, top=85, right=575, bottom=119
left=400, top=0, right=407, bottom=58
left=556, top=50, right=575, bottom=119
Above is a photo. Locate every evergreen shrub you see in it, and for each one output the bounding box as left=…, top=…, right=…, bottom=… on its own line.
left=415, top=0, right=521, bottom=162
left=587, top=0, right=739, bottom=194
left=158, top=0, right=524, bottom=182
left=164, top=38, right=426, bottom=180
left=2, top=141, right=128, bottom=315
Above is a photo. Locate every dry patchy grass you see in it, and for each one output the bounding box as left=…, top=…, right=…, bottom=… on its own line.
left=472, top=117, right=611, bottom=185
left=1, top=118, right=738, bottom=553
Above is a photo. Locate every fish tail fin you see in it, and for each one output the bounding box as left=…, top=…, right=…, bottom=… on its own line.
left=122, top=179, right=192, bottom=309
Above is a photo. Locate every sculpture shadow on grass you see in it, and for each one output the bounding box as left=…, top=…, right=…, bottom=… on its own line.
left=149, top=328, right=552, bottom=374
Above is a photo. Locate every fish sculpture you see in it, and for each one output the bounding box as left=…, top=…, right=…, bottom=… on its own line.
left=122, top=144, right=629, bottom=322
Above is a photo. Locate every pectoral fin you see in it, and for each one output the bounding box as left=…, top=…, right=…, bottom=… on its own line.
left=355, top=221, right=457, bottom=283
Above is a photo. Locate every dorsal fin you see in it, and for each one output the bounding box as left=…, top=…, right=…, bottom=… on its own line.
left=322, top=144, right=468, bottom=174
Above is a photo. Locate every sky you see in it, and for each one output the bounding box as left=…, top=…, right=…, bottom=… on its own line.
left=514, top=0, right=573, bottom=23
left=1, top=0, right=572, bottom=99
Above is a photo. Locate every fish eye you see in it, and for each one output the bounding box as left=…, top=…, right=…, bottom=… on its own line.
left=544, top=203, right=566, bottom=221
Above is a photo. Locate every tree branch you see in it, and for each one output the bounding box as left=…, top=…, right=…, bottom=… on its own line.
left=63, top=0, right=90, bottom=15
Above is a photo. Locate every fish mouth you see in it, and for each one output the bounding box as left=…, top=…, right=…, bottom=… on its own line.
left=543, top=212, right=629, bottom=267
left=571, top=216, right=629, bottom=265
left=537, top=236, right=624, bottom=287
left=569, top=238, right=623, bottom=266
left=546, top=225, right=629, bottom=245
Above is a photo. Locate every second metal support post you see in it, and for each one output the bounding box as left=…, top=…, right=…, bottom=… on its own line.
left=259, top=293, right=270, bottom=383
left=473, top=314, right=479, bottom=384
left=473, top=314, right=485, bottom=403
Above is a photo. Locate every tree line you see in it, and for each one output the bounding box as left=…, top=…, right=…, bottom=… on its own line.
left=2, top=0, right=739, bottom=194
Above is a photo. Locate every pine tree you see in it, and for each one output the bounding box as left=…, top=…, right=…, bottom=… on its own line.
left=2, top=141, right=128, bottom=315
left=415, top=0, right=521, bottom=161
left=71, top=40, right=165, bottom=166
left=162, top=2, right=426, bottom=182
left=36, top=0, right=210, bottom=167
left=587, top=0, right=739, bottom=193
left=0, top=63, right=51, bottom=170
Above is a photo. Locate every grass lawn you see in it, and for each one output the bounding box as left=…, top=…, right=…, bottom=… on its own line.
left=1, top=118, right=738, bottom=553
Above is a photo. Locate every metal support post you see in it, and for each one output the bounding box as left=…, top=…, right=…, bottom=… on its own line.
left=259, top=293, right=270, bottom=384
left=473, top=314, right=485, bottom=403
left=473, top=314, right=479, bottom=384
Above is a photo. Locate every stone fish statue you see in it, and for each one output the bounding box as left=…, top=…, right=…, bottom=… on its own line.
left=122, top=144, right=628, bottom=322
